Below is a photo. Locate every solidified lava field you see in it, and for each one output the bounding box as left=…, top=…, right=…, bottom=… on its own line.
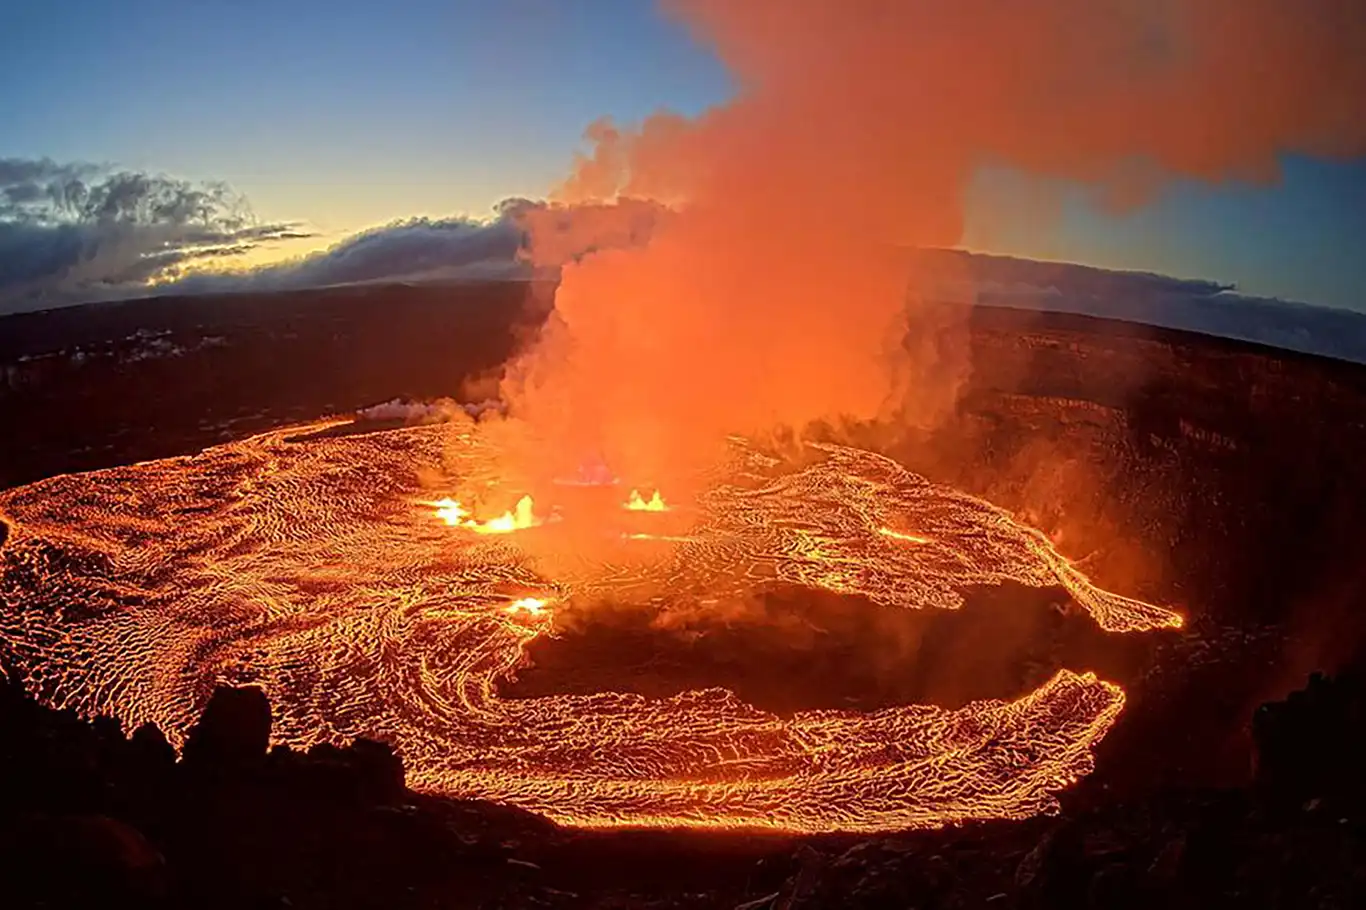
left=0, top=417, right=1180, bottom=834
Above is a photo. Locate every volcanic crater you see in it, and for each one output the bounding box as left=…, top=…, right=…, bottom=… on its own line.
left=3, top=284, right=1366, bottom=835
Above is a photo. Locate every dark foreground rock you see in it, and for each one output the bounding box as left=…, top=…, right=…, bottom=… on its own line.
left=1, top=666, right=1364, bottom=908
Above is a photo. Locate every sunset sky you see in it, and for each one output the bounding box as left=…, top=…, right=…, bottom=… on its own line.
left=3, top=0, right=1363, bottom=309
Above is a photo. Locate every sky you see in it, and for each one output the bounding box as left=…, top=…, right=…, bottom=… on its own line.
left=2, top=0, right=1363, bottom=310
left=1, top=0, right=730, bottom=235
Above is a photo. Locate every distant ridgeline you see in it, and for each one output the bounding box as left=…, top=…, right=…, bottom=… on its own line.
left=911, top=248, right=1366, bottom=366
left=0, top=243, right=1362, bottom=368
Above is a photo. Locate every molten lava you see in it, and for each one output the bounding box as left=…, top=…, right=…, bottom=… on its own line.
left=431, top=493, right=541, bottom=534
left=507, top=596, right=552, bottom=617
left=626, top=489, right=668, bottom=512
left=879, top=527, right=932, bottom=545
left=0, top=420, right=1181, bottom=833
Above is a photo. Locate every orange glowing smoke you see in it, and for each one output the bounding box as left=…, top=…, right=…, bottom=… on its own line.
left=0, top=421, right=1182, bottom=833
left=503, top=0, right=1366, bottom=500
left=625, top=489, right=668, bottom=512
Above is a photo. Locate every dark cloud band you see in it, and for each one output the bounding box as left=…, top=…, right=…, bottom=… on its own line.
left=0, top=158, right=305, bottom=309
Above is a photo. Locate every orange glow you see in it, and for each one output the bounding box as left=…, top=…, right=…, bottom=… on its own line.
left=625, top=489, right=668, bottom=512
left=0, top=421, right=1184, bottom=833
left=431, top=494, right=540, bottom=534
left=506, top=597, right=551, bottom=617
left=879, top=527, right=931, bottom=544
left=498, top=0, right=1366, bottom=517
left=431, top=497, right=469, bottom=525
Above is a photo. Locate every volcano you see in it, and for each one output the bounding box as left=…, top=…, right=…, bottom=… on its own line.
left=2, top=279, right=1366, bottom=834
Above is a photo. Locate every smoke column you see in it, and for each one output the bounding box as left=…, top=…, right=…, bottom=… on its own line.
left=502, top=0, right=1366, bottom=492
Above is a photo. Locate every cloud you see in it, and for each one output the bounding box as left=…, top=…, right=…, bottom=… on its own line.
left=0, top=156, right=667, bottom=310
left=933, top=249, right=1366, bottom=364
left=165, top=216, right=526, bottom=295
left=0, top=158, right=306, bottom=312
left=2, top=151, right=1360, bottom=368
left=161, top=196, right=669, bottom=296
left=909, top=248, right=1236, bottom=305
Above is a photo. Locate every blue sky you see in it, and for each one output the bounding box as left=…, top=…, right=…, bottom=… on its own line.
left=1, top=0, right=730, bottom=231
left=3, top=0, right=1363, bottom=310
left=964, top=156, right=1366, bottom=310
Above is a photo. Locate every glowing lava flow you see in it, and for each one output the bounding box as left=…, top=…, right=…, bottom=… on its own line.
left=879, top=527, right=931, bottom=545
left=431, top=494, right=541, bottom=534
left=506, top=597, right=552, bottom=617
left=0, top=421, right=1182, bottom=834
left=626, top=489, right=668, bottom=512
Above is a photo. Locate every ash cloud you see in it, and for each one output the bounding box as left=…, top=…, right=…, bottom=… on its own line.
left=0, top=158, right=307, bottom=312
left=498, top=0, right=1366, bottom=492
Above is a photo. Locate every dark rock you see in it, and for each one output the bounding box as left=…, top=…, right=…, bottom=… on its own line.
left=91, top=714, right=124, bottom=742
left=1087, top=862, right=1138, bottom=910
left=1253, top=669, right=1366, bottom=809
left=1146, top=834, right=1186, bottom=888
left=130, top=721, right=177, bottom=770
left=288, top=738, right=405, bottom=806
left=0, top=814, right=167, bottom=908
left=1014, top=832, right=1053, bottom=891
left=776, top=845, right=826, bottom=910
left=788, top=841, right=964, bottom=910
left=1016, top=825, right=1088, bottom=909
left=180, top=685, right=271, bottom=771
left=349, top=738, right=406, bottom=804
left=2, top=670, right=1365, bottom=907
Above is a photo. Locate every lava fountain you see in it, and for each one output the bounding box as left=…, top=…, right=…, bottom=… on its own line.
left=0, top=419, right=1181, bottom=833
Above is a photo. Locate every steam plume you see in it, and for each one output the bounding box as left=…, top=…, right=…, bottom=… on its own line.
left=503, top=0, right=1366, bottom=489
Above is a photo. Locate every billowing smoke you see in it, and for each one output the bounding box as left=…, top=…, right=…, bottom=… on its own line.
left=0, top=158, right=306, bottom=311
left=500, top=0, right=1366, bottom=493
left=358, top=398, right=460, bottom=425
